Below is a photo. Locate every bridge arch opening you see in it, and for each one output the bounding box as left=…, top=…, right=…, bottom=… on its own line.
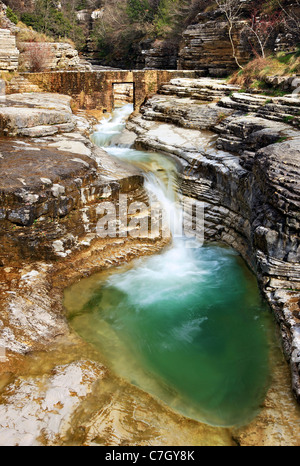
left=113, top=82, right=134, bottom=109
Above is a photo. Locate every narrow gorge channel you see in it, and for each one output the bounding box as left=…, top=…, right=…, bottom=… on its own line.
left=64, top=104, right=275, bottom=429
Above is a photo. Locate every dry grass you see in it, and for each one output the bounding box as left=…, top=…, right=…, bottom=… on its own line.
left=16, top=22, right=55, bottom=44
left=15, top=21, right=75, bottom=48
left=228, top=52, right=300, bottom=89
left=0, top=71, right=20, bottom=83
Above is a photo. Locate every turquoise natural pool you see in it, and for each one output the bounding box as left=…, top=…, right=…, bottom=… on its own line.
left=64, top=105, right=273, bottom=428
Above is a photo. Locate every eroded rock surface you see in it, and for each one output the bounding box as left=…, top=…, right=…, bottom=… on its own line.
left=0, top=91, right=180, bottom=446
left=0, top=93, right=153, bottom=267
left=178, top=12, right=251, bottom=76
left=19, top=42, right=92, bottom=72
left=0, top=92, right=167, bottom=355
left=0, top=360, right=106, bottom=446
left=0, top=93, right=75, bottom=137
left=0, top=28, right=19, bottom=72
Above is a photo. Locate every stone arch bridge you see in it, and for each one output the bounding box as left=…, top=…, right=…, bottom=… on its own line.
left=23, top=69, right=198, bottom=114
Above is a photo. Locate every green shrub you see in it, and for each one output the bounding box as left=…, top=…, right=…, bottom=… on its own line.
left=20, top=0, right=84, bottom=49
left=126, top=0, right=155, bottom=22
left=6, top=6, right=18, bottom=24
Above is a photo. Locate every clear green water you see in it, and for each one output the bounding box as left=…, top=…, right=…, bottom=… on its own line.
left=64, top=104, right=273, bottom=428
left=65, top=243, right=271, bottom=427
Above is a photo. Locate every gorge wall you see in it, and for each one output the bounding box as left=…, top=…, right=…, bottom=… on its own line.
left=177, top=13, right=251, bottom=76
left=1, top=0, right=299, bottom=73
left=0, top=28, right=19, bottom=71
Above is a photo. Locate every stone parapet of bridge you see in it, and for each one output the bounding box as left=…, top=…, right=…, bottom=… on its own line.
left=22, top=69, right=199, bottom=113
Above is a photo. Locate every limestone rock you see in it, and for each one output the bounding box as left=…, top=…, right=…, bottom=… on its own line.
left=19, top=42, right=92, bottom=72
left=140, top=96, right=233, bottom=131
left=265, top=75, right=300, bottom=93
left=159, top=77, right=241, bottom=101
left=6, top=75, right=42, bottom=94
left=0, top=92, right=75, bottom=137
left=0, top=91, right=148, bottom=266
left=178, top=18, right=251, bottom=76
left=113, top=83, right=134, bottom=107
left=214, top=114, right=300, bottom=158
left=218, top=92, right=300, bottom=128
left=0, top=360, right=105, bottom=446
left=0, top=28, right=19, bottom=72
left=136, top=78, right=241, bottom=131
left=144, top=40, right=178, bottom=70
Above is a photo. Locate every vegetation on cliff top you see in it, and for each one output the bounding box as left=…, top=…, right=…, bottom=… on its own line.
left=3, top=0, right=300, bottom=73
left=90, top=0, right=214, bottom=66
left=4, top=0, right=87, bottom=48
left=229, top=48, right=300, bottom=91
left=4, top=0, right=216, bottom=64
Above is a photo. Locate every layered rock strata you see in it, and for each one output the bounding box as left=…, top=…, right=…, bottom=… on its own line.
left=0, top=89, right=251, bottom=447
left=0, top=1, right=91, bottom=73
left=5, top=75, right=42, bottom=94
left=0, top=93, right=168, bottom=353
left=0, top=92, right=190, bottom=446
left=218, top=92, right=300, bottom=128
left=113, top=83, right=134, bottom=107
left=19, top=42, right=92, bottom=72
left=0, top=92, right=75, bottom=137
left=0, top=93, right=164, bottom=269
left=178, top=13, right=251, bottom=76
left=0, top=28, right=19, bottom=72
left=127, top=78, right=300, bottom=404
left=144, top=40, right=178, bottom=70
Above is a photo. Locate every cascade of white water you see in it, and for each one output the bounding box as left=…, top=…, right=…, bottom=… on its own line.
left=92, top=103, right=189, bottom=243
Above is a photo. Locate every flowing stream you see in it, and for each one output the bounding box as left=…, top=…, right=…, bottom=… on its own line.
left=64, top=104, right=274, bottom=427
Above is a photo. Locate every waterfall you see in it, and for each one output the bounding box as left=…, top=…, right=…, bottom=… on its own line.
left=92, top=104, right=200, bottom=246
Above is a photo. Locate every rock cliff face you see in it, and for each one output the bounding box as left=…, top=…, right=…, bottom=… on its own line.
left=127, top=77, right=300, bottom=403
left=0, top=28, right=19, bottom=71
left=143, top=40, right=179, bottom=70
left=142, top=3, right=299, bottom=73
left=0, top=1, right=92, bottom=72
left=177, top=12, right=251, bottom=76
left=18, top=41, right=92, bottom=72
left=0, top=92, right=162, bottom=269
left=0, top=90, right=212, bottom=447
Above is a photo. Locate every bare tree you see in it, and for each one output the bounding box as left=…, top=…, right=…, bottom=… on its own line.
left=243, top=9, right=284, bottom=58
left=22, top=42, right=54, bottom=72
left=277, top=0, right=300, bottom=42
left=215, top=0, right=244, bottom=69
